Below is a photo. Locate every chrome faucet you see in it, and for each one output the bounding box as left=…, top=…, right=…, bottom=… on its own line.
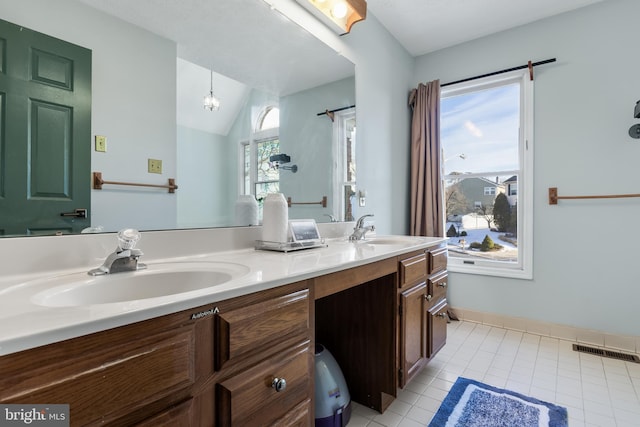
left=323, top=214, right=337, bottom=223
left=349, top=214, right=375, bottom=241
left=88, top=229, right=147, bottom=276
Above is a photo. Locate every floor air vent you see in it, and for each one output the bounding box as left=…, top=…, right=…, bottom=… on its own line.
left=572, top=344, right=640, bottom=363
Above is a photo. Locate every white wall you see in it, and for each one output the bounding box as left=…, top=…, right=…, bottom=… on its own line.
left=0, top=0, right=178, bottom=232
left=177, top=126, right=231, bottom=228
left=279, top=77, right=356, bottom=222
left=413, top=0, right=640, bottom=336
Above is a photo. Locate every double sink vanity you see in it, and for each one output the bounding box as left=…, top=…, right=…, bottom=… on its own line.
left=0, top=229, right=447, bottom=426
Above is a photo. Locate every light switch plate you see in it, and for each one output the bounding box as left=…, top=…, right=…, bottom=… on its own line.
left=95, top=135, right=107, bottom=152
left=148, top=158, right=162, bottom=174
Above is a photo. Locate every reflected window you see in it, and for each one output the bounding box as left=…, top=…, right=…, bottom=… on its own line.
left=333, top=108, right=356, bottom=221
left=258, top=106, right=279, bottom=130
left=242, top=106, right=281, bottom=215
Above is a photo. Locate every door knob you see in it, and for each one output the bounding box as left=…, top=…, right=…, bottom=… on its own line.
left=60, top=208, right=87, bottom=218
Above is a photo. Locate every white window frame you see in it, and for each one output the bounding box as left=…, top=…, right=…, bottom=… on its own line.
left=484, top=187, right=496, bottom=196
left=332, top=107, right=356, bottom=221
left=239, top=106, right=280, bottom=198
left=442, top=70, right=533, bottom=280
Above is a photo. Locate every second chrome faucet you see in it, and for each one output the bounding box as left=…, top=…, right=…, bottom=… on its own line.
left=349, top=214, right=375, bottom=241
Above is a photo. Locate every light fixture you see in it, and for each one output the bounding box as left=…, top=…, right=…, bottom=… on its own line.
left=203, top=69, right=220, bottom=111
left=269, top=153, right=298, bottom=173
left=296, top=0, right=367, bottom=35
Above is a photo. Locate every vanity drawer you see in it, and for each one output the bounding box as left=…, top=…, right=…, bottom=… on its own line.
left=215, top=289, right=309, bottom=370
left=399, top=253, right=427, bottom=287
left=216, top=341, right=311, bottom=427
left=428, top=246, right=448, bottom=275
left=427, top=271, right=448, bottom=304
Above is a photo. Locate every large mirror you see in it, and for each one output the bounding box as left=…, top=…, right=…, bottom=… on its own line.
left=0, top=0, right=356, bottom=237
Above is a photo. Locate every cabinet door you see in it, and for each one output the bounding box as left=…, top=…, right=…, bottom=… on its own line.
left=399, top=282, right=427, bottom=388
left=428, top=300, right=448, bottom=358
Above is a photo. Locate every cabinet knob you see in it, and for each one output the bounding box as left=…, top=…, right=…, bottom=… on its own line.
left=436, top=312, right=447, bottom=318
left=271, top=377, right=287, bottom=392
left=438, top=282, right=448, bottom=288
left=425, top=294, right=432, bottom=301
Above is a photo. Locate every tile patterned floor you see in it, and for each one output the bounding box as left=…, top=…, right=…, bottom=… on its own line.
left=346, top=321, right=640, bottom=427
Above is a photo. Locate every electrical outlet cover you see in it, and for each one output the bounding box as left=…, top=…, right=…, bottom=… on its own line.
left=148, top=158, right=162, bottom=174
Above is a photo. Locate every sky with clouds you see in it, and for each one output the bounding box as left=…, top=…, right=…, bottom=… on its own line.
left=441, top=83, right=520, bottom=177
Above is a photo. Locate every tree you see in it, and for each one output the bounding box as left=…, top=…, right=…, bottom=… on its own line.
left=445, top=183, right=469, bottom=217
left=492, top=193, right=511, bottom=232
left=476, top=203, right=493, bottom=228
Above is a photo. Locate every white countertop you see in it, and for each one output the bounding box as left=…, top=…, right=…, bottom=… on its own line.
left=0, top=235, right=444, bottom=356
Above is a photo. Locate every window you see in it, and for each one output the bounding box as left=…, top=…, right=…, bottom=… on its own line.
left=484, top=187, right=496, bottom=196
left=242, top=106, right=281, bottom=207
left=441, top=70, right=533, bottom=279
left=332, top=108, right=357, bottom=221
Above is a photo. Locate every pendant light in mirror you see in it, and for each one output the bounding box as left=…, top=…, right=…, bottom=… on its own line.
left=203, top=69, right=220, bottom=111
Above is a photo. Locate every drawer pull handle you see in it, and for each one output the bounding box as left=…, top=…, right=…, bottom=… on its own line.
left=437, top=282, right=448, bottom=288
left=436, top=312, right=447, bottom=318
left=272, top=377, right=287, bottom=392
left=425, top=294, right=432, bottom=301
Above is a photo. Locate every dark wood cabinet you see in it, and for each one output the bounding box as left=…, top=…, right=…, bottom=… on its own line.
left=0, top=281, right=311, bottom=426
left=398, top=244, right=448, bottom=388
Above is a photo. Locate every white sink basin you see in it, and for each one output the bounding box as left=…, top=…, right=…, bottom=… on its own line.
left=30, top=262, right=250, bottom=307
left=355, top=236, right=412, bottom=246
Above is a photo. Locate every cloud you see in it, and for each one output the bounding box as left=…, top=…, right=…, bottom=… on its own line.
left=464, top=120, right=483, bottom=138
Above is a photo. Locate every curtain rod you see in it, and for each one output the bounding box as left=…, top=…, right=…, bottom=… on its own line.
left=441, top=58, right=557, bottom=87
left=316, top=104, right=356, bottom=116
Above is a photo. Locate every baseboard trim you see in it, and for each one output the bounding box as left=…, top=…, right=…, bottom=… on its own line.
left=449, top=306, right=640, bottom=355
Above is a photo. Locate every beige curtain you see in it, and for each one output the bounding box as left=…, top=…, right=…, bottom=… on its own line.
left=409, top=80, right=443, bottom=237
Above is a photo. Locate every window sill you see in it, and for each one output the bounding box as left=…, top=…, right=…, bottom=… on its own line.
left=447, top=261, right=533, bottom=280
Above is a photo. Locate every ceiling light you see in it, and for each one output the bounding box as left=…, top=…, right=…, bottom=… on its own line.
left=296, top=0, right=367, bottom=35
left=203, top=69, right=220, bottom=111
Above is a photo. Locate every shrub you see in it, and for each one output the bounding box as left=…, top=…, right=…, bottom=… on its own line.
left=460, top=230, right=467, bottom=237
left=469, top=242, right=482, bottom=250
left=446, top=224, right=458, bottom=237
left=481, top=235, right=495, bottom=251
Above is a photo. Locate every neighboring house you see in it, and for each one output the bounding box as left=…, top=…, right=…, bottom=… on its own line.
left=504, top=175, right=518, bottom=206
left=446, top=177, right=505, bottom=216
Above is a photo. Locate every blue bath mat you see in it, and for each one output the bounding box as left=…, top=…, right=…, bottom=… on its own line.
left=429, top=377, right=568, bottom=427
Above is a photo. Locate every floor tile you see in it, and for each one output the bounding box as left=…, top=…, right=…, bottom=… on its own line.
left=347, top=321, right=640, bottom=426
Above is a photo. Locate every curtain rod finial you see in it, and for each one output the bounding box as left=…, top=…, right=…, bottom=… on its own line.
left=326, top=110, right=335, bottom=122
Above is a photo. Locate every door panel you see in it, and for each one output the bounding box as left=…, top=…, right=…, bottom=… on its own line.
left=0, top=18, right=91, bottom=236
left=400, top=282, right=426, bottom=387
left=29, top=100, right=73, bottom=199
